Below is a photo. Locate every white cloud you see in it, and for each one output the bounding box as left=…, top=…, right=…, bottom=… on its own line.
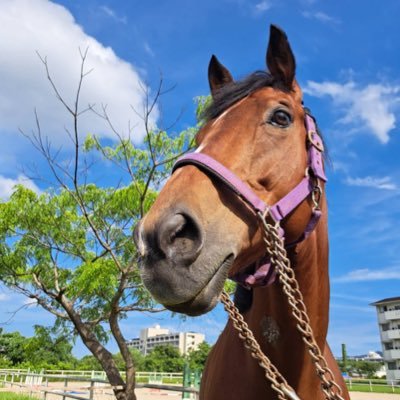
left=0, top=0, right=157, bottom=148
left=99, top=5, right=127, bottom=24
left=304, top=80, right=400, bottom=143
left=0, top=293, right=10, bottom=301
left=23, top=297, right=38, bottom=306
left=254, top=1, right=273, bottom=14
left=0, top=174, right=41, bottom=201
left=302, top=11, right=340, bottom=24
left=345, top=176, right=398, bottom=190
left=333, top=266, right=400, bottom=283
left=143, top=42, right=155, bottom=58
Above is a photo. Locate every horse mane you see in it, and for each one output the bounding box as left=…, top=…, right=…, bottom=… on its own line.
left=201, top=71, right=284, bottom=121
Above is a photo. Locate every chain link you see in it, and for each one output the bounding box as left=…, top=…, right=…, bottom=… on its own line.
left=220, top=291, right=300, bottom=400
left=220, top=211, right=345, bottom=400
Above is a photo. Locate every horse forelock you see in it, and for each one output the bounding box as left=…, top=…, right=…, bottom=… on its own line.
left=201, top=71, right=280, bottom=122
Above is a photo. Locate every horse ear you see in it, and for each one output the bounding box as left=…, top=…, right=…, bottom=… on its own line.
left=208, top=55, right=234, bottom=97
left=266, top=25, right=296, bottom=89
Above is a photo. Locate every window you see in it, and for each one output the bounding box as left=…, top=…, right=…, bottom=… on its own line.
left=387, top=362, right=396, bottom=370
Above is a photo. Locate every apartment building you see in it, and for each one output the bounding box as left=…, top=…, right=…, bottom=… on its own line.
left=372, top=296, right=400, bottom=382
left=126, top=324, right=205, bottom=356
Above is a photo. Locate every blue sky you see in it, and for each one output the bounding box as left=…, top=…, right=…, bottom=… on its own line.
left=1, top=0, right=400, bottom=358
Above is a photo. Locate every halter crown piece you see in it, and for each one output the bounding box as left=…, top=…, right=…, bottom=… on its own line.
left=172, top=112, right=326, bottom=288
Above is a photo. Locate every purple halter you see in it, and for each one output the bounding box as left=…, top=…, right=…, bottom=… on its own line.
left=172, top=113, right=326, bottom=288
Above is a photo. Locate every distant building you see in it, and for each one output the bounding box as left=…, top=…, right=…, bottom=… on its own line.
left=126, top=324, right=205, bottom=356
left=371, top=296, right=400, bottom=383
left=345, top=350, right=383, bottom=362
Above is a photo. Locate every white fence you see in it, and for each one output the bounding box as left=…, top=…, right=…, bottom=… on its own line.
left=0, top=369, right=199, bottom=400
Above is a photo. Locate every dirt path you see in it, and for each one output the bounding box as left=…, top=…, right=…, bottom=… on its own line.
left=2, top=383, right=400, bottom=400
left=350, top=393, right=400, bottom=400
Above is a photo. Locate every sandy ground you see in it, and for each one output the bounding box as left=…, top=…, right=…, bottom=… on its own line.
left=349, top=394, right=400, bottom=400
left=1, top=382, right=399, bottom=400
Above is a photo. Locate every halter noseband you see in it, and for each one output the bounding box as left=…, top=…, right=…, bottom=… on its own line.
left=172, top=113, right=326, bottom=288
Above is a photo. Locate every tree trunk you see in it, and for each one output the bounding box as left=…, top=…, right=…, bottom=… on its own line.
left=60, top=295, right=137, bottom=400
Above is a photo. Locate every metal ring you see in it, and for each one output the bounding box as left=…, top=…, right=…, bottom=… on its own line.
left=307, top=130, right=324, bottom=152
left=312, top=183, right=323, bottom=210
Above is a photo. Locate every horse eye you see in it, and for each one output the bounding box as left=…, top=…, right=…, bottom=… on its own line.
left=269, top=110, right=292, bottom=128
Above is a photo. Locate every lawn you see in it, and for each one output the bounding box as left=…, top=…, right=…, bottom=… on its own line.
left=348, top=383, right=400, bottom=394
left=0, top=393, right=33, bottom=400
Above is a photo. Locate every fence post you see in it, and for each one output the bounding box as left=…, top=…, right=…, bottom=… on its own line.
left=369, top=380, right=372, bottom=392
left=89, top=379, right=95, bottom=400
left=392, top=381, right=395, bottom=393
left=62, top=377, right=68, bottom=400
left=182, top=364, right=190, bottom=399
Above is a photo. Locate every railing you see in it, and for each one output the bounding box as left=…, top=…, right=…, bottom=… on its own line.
left=384, top=348, right=400, bottom=360
left=0, top=370, right=199, bottom=400
left=345, top=378, right=400, bottom=393
left=381, top=328, right=400, bottom=341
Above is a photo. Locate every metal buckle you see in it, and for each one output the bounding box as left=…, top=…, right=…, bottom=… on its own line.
left=312, top=179, right=323, bottom=210
left=307, top=130, right=324, bottom=152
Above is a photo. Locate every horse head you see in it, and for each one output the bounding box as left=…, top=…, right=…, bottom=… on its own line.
left=135, top=25, right=325, bottom=317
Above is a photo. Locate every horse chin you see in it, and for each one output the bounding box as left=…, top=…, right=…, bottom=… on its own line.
left=164, top=254, right=234, bottom=317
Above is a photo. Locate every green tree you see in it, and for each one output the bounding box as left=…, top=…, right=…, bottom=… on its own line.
left=186, top=342, right=212, bottom=371
left=114, top=348, right=145, bottom=371
left=76, top=355, right=101, bottom=371
left=0, top=53, right=198, bottom=400
left=347, top=360, right=382, bottom=378
left=23, top=325, right=76, bottom=369
left=143, top=345, right=185, bottom=372
left=0, top=329, right=26, bottom=365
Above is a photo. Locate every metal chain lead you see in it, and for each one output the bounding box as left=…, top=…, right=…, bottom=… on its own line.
left=257, top=211, right=345, bottom=400
left=220, top=291, right=300, bottom=400
left=220, top=212, right=345, bottom=400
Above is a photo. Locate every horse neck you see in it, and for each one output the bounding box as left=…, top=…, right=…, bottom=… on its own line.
left=247, top=198, right=330, bottom=388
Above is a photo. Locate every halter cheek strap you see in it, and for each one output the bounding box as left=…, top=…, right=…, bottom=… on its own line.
left=172, top=113, right=326, bottom=288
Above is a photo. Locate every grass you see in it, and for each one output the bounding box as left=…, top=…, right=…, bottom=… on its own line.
left=0, top=393, right=33, bottom=400
left=347, top=383, right=400, bottom=394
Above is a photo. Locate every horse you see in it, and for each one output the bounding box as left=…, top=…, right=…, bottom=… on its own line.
left=134, top=25, right=350, bottom=400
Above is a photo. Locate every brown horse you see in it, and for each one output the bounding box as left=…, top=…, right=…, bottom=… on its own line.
left=134, top=25, right=350, bottom=400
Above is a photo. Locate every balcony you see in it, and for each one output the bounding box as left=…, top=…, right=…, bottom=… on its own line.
left=382, top=329, right=400, bottom=341
left=387, top=369, right=400, bottom=381
left=384, top=349, right=400, bottom=360
left=379, top=310, right=400, bottom=323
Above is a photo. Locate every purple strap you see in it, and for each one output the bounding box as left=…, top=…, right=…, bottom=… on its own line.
left=233, top=256, right=277, bottom=289
left=306, top=114, right=327, bottom=182
left=174, top=153, right=268, bottom=214
left=269, top=177, right=312, bottom=222
left=172, top=113, right=326, bottom=288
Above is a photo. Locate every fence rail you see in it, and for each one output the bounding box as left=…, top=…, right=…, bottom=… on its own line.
left=0, top=370, right=199, bottom=400
left=344, top=378, right=400, bottom=393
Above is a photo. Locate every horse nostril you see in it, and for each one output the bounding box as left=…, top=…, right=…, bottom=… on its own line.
left=158, top=213, right=203, bottom=264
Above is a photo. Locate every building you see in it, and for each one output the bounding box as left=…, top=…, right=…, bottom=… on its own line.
left=126, top=324, right=205, bottom=356
left=371, top=296, right=400, bottom=383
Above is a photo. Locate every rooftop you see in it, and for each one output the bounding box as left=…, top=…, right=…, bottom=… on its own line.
left=371, top=296, right=400, bottom=306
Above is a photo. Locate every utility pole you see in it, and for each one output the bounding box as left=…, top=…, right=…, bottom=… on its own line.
left=342, top=343, right=347, bottom=373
